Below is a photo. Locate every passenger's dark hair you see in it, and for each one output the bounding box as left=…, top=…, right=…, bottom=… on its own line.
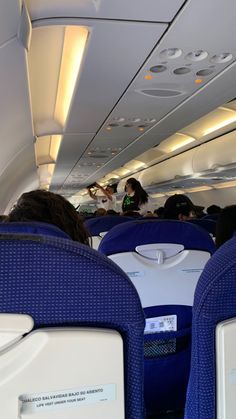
left=215, top=205, right=236, bottom=248
left=126, top=178, right=148, bottom=205
left=207, top=204, right=221, bottom=215
left=6, top=190, right=90, bottom=245
left=154, top=207, right=165, bottom=218
left=164, top=194, right=195, bottom=220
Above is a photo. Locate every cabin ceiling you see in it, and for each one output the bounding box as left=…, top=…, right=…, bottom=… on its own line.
left=0, top=0, right=236, bottom=212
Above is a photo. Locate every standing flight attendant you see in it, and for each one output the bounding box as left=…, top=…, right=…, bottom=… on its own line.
left=87, top=183, right=117, bottom=212
left=122, top=178, right=149, bottom=215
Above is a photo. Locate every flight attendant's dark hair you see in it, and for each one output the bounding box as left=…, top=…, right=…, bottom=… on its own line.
left=6, top=189, right=90, bottom=245
left=126, top=178, right=148, bottom=205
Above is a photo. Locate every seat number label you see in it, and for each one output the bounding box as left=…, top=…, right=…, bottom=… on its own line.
left=144, top=315, right=177, bottom=334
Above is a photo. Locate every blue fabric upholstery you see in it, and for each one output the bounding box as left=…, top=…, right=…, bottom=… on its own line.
left=203, top=213, right=219, bottom=221
left=185, top=236, right=236, bottom=419
left=99, top=219, right=216, bottom=256
left=99, top=219, right=215, bottom=414
left=0, top=222, right=145, bottom=419
left=85, top=215, right=133, bottom=235
left=188, top=218, right=216, bottom=236
left=0, top=221, right=70, bottom=239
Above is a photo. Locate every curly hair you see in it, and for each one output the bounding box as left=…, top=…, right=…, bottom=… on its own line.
left=6, top=190, right=90, bottom=245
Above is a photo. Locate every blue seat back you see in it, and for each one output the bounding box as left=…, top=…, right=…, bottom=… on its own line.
left=85, top=215, right=133, bottom=235
left=188, top=218, right=216, bottom=236
left=0, top=222, right=145, bottom=419
left=99, top=220, right=215, bottom=414
left=203, top=213, right=220, bottom=221
left=185, top=236, right=236, bottom=419
left=99, top=219, right=215, bottom=256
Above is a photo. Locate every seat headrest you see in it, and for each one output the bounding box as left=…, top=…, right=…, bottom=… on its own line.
left=0, top=222, right=70, bottom=239
left=85, top=215, right=133, bottom=235
left=188, top=218, right=216, bottom=235
left=99, top=219, right=216, bottom=256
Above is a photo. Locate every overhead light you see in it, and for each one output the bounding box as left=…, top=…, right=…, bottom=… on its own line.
left=150, top=193, right=166, bottom=198
left=37, top=163, right=55, bottom=185
left=195, top=78, right=203, bottom=84
left=113, top=167, right=131, bottom=177
left=203, top=113, right=236, bottom=136
left=144, top=74, right=153, bottom=80
left=54, top=26, right=89, bottom=126
left=39, top=184, right=50, bottom=191
left=213, top=180, right=236, bottom=189
left=165, top=189, right=186, bottom=196
left=159, top=133, right=196, bottom=153
left=35, top=135, right=62, bottom=165
left=185, top=186, right=212, bottom=193
left=124, top=160, right=146, bottom=171
left=170, top=134, right=195, bottom=152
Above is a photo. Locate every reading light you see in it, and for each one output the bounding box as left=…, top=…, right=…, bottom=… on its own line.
left=195, top=78, right=203, bottom=84
left=144, top=74, right=153, bottom=80
left=54, top=26, right=89, bottom=126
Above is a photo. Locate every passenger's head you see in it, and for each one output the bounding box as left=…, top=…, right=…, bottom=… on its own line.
left=7, top=189, right=90, bottom=245
left=0, top=215, right=7, bottom=222
left=95, top=208, right=107, bottom=217
left=125, top=178, right=148, bottom=204
left=106, top=209, right=119, bottom=215
left=215, top=205, right=236, bottom=248
left=154, top=207, right=165, bottom=218
left=207, top=204, right=221, bottom=215
left=106, top=183, right=117, bottom=195
left=164, top=194, right=196, bottom=221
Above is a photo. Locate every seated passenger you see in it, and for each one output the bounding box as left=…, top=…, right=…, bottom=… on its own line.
left=207, top=204, right=221, bottom=215
left=153, top=206, right=164, bottom=218
left=0, top=215, right=7, bottom=222
left=215, top=205, right=236, bottom=248
left=95, top=208, right=107, bottom=217
left=122, top=178, right=149, bottom=215
left=164, top=194, right=196, bottom=220
left=6, top=189, right=89, bottom=245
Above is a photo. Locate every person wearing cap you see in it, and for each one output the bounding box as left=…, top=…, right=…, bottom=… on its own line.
left=163, top=194, right=196, bottom=221
left=87, top=182, right=117, bottom=212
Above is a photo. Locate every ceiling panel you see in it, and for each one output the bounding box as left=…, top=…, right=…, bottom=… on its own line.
left=67, top=0, right=236, bottom=191
left=26, top=0, right=186, bottom=23
left=0, top=0, right=21, bottom=47
left=51, top=133, right=95, bottom=190
left=0, top=38, right=34, bottom=177
left=64, top=20, right=167, bottom=133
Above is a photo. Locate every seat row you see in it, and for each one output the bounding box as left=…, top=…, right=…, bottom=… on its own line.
left=0, top=220, right=235, bottom=419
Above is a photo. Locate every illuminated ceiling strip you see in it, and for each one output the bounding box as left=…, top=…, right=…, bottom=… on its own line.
left=35, top=135, right=62, bottom=166
left=203, top=114, right=236, bottom=136
left=54, top=26, right=89, bottom=126
left=170, top=134, right=196, bottom=152
left=185, top=186, right=212, bottom=193
left=213, top=180, right=236, bottom=189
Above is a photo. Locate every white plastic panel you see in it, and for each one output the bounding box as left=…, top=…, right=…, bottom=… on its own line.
left=26, top=0, right=185, bottom=23
left=216, top=318, right=236, bottom=419
left=0, top=314, right=34, bottom=351
left=0, top=38, right=34, bottom=177
left=109, top=250, right=210, bottom=307
left=91, top=236, right=102, bottom=250
left=0, top=0, right=21, bottom=47
left=63, top=20, right=167, bottom=134
left=0, top=328, right=124, bottom=419
left=74, top=0, right=236, bottom=190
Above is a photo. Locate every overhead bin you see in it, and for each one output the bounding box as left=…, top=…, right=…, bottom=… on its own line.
left=25, top=0, right=185, bottom=23
left=118, top=131, right=236, bottom=191
left=193, top=131, right=236, bottom=173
